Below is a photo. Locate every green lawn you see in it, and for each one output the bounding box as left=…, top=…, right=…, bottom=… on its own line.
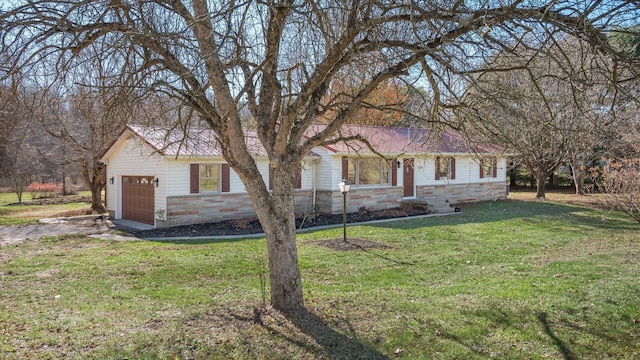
left=0, top=191, right=36, bottom=206
left=0, top=199, right=638, bottom=359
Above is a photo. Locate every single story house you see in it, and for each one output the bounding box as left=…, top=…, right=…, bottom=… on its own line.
left=101, top=124, right=507, bottom=227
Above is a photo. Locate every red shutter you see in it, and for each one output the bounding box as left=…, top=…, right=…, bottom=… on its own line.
left=391, top=159, right=398, bottom=186
left=479, top=160, right=485, bottom=179
left=450, top=157, right=456, bottom=180
left=295, top=165, right=302, bottom=189
left=492, top=158, right=498, bottom=178
left=341, top=156, right=349, bottom=181
left=435, top=157, right=441, bottom=180
left=190, top=164, right=199, bottom=194
left=221, top=164, right=230, bottom=192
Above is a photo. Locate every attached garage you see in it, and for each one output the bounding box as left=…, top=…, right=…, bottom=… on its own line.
left=122, top=176, right=155, bottom=225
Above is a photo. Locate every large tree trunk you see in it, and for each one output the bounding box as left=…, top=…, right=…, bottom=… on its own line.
left=262, top=205, right=303, bottom=311
left=525, top=160, right=561, bottom=200
left=80, top=157, right=106, bottom=213
left=534, top=169, right=547, bottom=199
left=240, top=162, right=304, bottom=311
left=89, top=181, right=105, bottom=213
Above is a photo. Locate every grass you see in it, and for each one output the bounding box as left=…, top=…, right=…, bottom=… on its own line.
left=0, top=195, right=639, bottom=359
left=0, top=192, right=93, bottom=225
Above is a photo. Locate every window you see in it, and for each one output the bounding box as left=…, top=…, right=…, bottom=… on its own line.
left=347, top=158, right=391, bottom=186
left=199, top=164, right=220, bottom=192
left=190, top=163, right=230, bottom=193
left=480, top=157, right=498, bottom=178
left=435, top=156, right=456, bottom=180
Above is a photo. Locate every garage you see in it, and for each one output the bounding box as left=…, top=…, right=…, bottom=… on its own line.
left=122, top=176, right=155, bottom=225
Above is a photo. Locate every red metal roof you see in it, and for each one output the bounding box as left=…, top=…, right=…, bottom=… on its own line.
left=126, top=124, right=268, bottom=157
left=122, top=123, right=499, bottom=158
left=310, top=124, right=500, bottom=154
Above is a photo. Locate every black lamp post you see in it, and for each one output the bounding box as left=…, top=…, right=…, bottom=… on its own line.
left=338, top=179, right=351, bottom=242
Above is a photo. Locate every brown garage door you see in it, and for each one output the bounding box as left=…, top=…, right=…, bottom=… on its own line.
left=122, top=176, right=155, bottom=225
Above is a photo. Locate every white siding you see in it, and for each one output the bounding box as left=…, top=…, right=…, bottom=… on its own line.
left=230, top=164, right=246, bottom=192
left=300, top=158, right=315, bottom=189
left=413, top=156, right=434, bottom=186
left=166, top=157, right=247, bottom=194
left=166, top=160, right=191, bottom=196
left=412, top=155, right=507, bottom=186
left=167, top=156, right=316, bottom=195
left=314, top=155, right=338, bottom=191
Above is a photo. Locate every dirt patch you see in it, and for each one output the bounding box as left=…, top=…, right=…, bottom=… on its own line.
left=0, top=216, right=115, bottom=246
left=131, top=206, right=430, bottom=238
left=314, top=238, right=391, bottom=251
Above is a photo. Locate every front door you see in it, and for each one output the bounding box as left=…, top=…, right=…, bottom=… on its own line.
left=403, top=158, right=414, bottom=197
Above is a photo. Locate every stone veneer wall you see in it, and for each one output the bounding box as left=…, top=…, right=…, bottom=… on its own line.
left=315, top=186, right=404, bottom=214
left=161, top=183, right=504, bottom=227
left=163, top=190, right=314, bottom=227
left=416, top=182, right=507, bottom=206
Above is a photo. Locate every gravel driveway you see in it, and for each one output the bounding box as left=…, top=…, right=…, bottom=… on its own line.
left=0, top=216, right=121, bottom=246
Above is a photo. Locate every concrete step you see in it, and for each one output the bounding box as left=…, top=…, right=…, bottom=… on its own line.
left=427, top=203, right=455, bottom=214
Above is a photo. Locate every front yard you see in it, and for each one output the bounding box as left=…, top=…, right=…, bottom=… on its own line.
left=0, top=196, right=638, bottom=359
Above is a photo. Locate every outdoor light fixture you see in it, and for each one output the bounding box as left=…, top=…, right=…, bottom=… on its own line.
left=338, top=179, right=351, bottom=194
left=337, top=179, right=351, bottom=242
left=109, top=176, right=114, bottom=184
left=154, top=178, right=159, bottom=187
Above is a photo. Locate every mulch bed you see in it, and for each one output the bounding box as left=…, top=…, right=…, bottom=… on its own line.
left=130, top=206, right=431, bottom=238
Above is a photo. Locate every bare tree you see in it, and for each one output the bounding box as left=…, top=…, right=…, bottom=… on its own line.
left=0, top=84, right=21, bottom=178
left=459, top=37, right=633, bottom=198
left=38, top=89, right=113, bottom=212
left=601, top=157, right=640, bottom=222
left=460, top=53, right=571, bottom=198
left=2, top=0, right=638, bottom=310
left=31, top=40, right=180, bottom=212
left=0, top=82, right=39, bottom=202
left=600, top=122, right=640, bottom=221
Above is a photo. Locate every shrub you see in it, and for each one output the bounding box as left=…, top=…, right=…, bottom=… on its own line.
left=600, top=158, right=640, bottom=223
left=26, top=182, right=63, bottom=199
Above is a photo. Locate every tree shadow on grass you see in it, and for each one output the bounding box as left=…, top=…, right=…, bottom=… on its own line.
left=258, top=307, right=390, bottom=360
left=537, top=312, right=575, bottom=360
left=438, top=303, right=638, bottom=359
left=436, top=307, right=579, bottom=359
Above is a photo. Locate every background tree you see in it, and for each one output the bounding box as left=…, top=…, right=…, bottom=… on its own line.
left=0, top=83, right=23, bottom=181
left=459, top=38, right=629, bottom=198
left=325, top=78, right=408, bottom=126
left=2, top=0, right=638, bottom=311
left=0, top=82, right=43, bottom=202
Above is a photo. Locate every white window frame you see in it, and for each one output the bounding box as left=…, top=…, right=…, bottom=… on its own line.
left=438, top=156, right=453, bottom=179
left=199, top=164, right=221, bottom=193
left=348, top=158, right=391, bottom=186
left=480, top=157, right=497, bottom=178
